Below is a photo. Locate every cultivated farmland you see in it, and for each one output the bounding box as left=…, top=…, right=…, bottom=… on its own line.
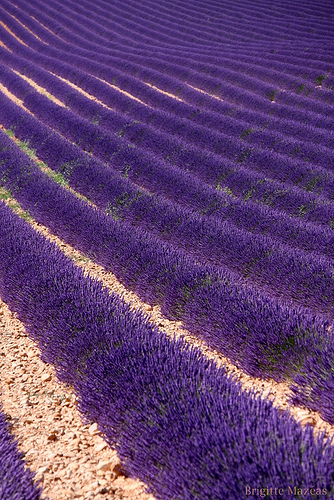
left=0, top=0, right=333, bottom=498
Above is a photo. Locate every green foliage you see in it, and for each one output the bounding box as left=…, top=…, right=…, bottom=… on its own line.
left=298, top=204, right=308, bottom=217
left=19, top=208, right=33, bottom=222
left=121, top=163, right=131, bottom=178
left=4, top=128, right=15, bottom=138
left=216, top=184, right=234, bottom=197
left=243, top=187, right=254, bottom=201
left=43, top=169, right=68, bottom=187
left=240, top=128, right=254, bottom=139
left=267, top=89, right=278, bottom=102
left=0, top=187, right=12, bottom=200
left=305, top=176, right=322, bottom=192
left=315, top=74, right=327, bottom=85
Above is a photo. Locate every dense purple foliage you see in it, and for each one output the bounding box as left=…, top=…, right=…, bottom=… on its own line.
left=0, top=18, right=333, bottom=180
left=0, top=44, right=333, bottom=221
left=0, top=0, right=334, bottom=494
left=1, top=104, right=334, bottom=318
left=1, top=91, right=334, bottom=262
left=0, top=202, right=333, bottom=499
left=0, top=409, right=42, bottom=499
left=0, top=128, right=334, bottom=423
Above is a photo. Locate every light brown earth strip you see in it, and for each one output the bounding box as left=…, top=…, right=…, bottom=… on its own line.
left=0, top=298, right=155, bottom=500
left=96, top=77, right=150, bottom=107
left=0, top=40, right=12, bottom=51
left=12, top=68, right=114, bottom=116
left=0, top=88, right=157, bottom=201
left=0, top=125, right=97, bottom=208
left=29, top=15, right=70, bottom=41
left=7, top=12, right=47, bottom=43
left=186, top=82, right=224, bottom=101
left=51, top=72, right=113, bottom=110
left=0, top=20, right=28, bottom=46
left=39, top=163, right=96, bottom=207
left=0, top=82, right=32, bottom=114
left=144, top=81, right=184, bottom=101
left=2, top=193, right=333, bottom=442
left=0, top=20, right=158, bottom=110
left=13, top=71, right=66, bottom=107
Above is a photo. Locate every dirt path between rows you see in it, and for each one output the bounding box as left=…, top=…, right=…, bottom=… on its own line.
left=0, top=298, right=155, bottom=500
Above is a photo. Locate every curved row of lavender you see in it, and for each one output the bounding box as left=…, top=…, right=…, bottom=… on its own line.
left=0, top=124, right=333, bottom=425
left=0, top=0, right=333, bottom=423
left=0, top=201, right=334, bottom=499
left=1, top=84, right=334, bottom=317
left=0, top=409, right=42, bottom=499
left=0, top=0, right=333, bottom=495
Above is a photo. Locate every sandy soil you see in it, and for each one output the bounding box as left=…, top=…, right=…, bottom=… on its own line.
left=0, top=298, right=155, bottom=500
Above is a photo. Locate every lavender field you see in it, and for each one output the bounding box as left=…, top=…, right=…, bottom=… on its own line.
left=0, top=0, right=333, bottom=498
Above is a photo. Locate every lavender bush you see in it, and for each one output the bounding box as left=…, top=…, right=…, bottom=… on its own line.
left=0, top=202, right=333, bottom=499
left=0, top=409, right=42, bottom=499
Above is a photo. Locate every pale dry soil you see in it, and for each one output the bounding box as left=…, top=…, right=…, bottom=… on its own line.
left=0, top=81, right=31, bottom=113
left=0, top=299, right=155, bottom=500
left=0, top=19, right=29, bottom=46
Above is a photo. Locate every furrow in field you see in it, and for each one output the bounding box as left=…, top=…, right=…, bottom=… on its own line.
left=1, top=22, right=333, bottom=158
left=2, top=87, right=334, bottom=275
left=0, top=294, right=154, bottom=500
left=0, top=18, right=28, bottom=46
left=1, top=0, right=334, bottom=494
left=1, top=74, right=330, bottom=318
left=1, top=16, right=332, bottom=169
left=16, top=1, right=334, bottom=72
left=1, top=60, right=334, bottom=237
left=19, top=0, right=333, bottom=109
left=0, top=1, right=332, bottom=135
left=12, top=0, right=333, bottom=53
left=10, top=0, right=334, bottom=74
left=11, top=39, right=334, bottom=160
left=2, top=112, right=334, bottom=322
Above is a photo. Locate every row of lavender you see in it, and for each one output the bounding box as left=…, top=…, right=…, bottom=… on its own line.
left=1, top=4, right=333, bottom=150
left=0, top=201, right=334, bottom=499
left=6, top=0, right=334, bottom=58
left=11, top=0, right=334, bottom=107
left=1, top=50, right=334, bottom=220
left=0, top=125, right=333, bottom=424
left=0, top=0, right=333, bottom=420
left=3, top=0, right=334, bottom=108
left=1, top=83, right=334, bottom=317
left=1, top=50, right=334, bottom=231
left=0, top=0, right=333, bottom=495
left=0, top=409, right=41, bottom=499
left=1, top=92, right=333, bottom=264
left=23, top=0, right=332, bottom=49
left=0, top=83, right=334, bottom=328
